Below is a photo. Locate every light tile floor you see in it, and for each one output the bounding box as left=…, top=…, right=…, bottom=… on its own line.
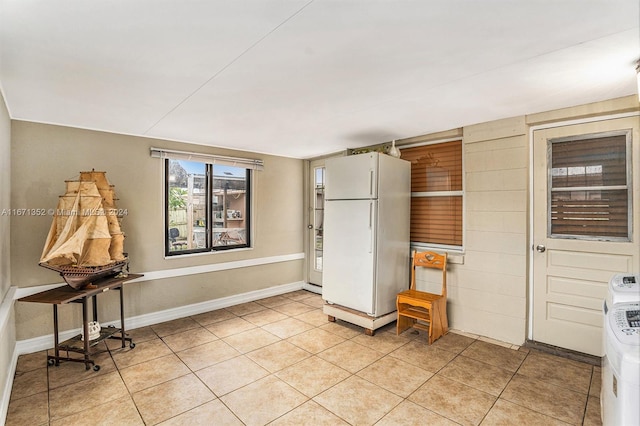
left=7, top=290, right=603, bottom=425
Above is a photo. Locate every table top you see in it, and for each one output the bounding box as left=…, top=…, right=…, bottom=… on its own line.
left=18, top=273, right=143, bottom=305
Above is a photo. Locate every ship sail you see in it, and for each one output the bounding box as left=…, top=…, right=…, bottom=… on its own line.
left=39, top=171, right=128, bottom=289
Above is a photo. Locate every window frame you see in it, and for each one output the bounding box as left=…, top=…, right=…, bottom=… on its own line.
left=402, top=138, right=465, bottom=252
left=164, top=159, right=252, bottom=256
left=547, top=129, right=633, bottom=242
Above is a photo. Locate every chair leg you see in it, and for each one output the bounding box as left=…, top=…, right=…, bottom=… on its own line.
left=397, top=299, right=411, bottom=335
left=439, top=299, right=449, bottom=335
left=396, top=313, right=413, bottom=335
left=427, top=305, right=434, bottom=344
left=428, top=304, right=443, bottom=345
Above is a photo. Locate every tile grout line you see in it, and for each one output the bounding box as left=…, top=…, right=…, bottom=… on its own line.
left=8, top=291, right=601, bottom=425
left=112, top=346, right=147, bottom=425
left=216, top=293, right=325, bottom=424
left=474, top=348, right=526, bottom=426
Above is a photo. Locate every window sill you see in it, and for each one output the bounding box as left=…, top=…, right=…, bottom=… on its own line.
left=164, top=246, right=253, bottom=260
left=410, top=244, right=464, bottom=265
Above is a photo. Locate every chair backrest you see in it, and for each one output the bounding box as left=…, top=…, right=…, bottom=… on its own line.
left=409, top=250, right=447, bottom=297
left=194, top=231, right=206, bottom=248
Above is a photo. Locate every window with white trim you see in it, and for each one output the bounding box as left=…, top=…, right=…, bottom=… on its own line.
left=151, top=148, right=262, bottom=255
left=549, top=131, right=632, bottom=241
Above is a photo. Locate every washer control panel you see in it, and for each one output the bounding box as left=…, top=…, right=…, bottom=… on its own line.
left=609, top=302, right=640, bottom=346
left=610, top=273, right=640, bottom=293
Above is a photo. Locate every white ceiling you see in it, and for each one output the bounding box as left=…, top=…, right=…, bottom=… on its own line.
left=1, top=1, right=638, bottom=159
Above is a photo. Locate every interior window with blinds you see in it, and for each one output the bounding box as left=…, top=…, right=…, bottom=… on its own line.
left=401, top=140, right=463, bottom=247
left=550, top=132, right=631, bottom=241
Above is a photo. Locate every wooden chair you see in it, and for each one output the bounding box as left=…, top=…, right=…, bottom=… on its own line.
left=396, top=250, right=448, bottom=344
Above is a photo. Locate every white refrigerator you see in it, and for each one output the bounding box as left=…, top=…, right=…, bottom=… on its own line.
left=322, top=152, right=411, bottom=317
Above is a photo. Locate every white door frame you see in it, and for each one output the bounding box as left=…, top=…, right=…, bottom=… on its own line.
left=527, top=110, right=640, bottom=340
left=305, top=158, right=327, bottom=290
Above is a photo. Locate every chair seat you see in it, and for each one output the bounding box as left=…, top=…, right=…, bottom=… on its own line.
left=397, top=289, right=443, bottom=303
left=397, top=290, right=442, bottom=325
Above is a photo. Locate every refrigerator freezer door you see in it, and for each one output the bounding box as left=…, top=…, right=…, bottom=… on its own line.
left=374, top=200, right=411, bottom=315
left=323, top=199, right=377, bottom=314
left=325, top=153, right=377, bottom=200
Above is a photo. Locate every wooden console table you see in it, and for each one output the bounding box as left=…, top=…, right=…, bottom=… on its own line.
left=18, top=273, right=143, bottom=371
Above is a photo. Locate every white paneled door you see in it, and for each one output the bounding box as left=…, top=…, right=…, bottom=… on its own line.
left=532, top=116, right=639, bottom=356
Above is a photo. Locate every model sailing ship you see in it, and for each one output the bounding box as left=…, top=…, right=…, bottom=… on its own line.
left=39, top=170, right=128, bottom=290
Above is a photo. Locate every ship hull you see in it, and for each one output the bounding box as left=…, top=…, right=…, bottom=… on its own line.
left=39, top=260, right=128, bottom=290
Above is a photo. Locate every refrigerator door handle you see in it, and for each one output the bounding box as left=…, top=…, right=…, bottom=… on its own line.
left=369, top=169, right=374, bottom=196
left=369, top=202, right=373, bottom=228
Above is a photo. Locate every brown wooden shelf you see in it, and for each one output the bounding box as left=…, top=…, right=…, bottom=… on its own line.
left=58, top=326, right=123, bottom=353
left=398, top=305, right=432, bottom=322
left=19, top=274, right=143, bottom=305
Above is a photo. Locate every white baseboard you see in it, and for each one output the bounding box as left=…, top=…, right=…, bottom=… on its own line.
left=0, top=286, right=17, bottom=337
left=15, top=280, right=305, bottom=355
left=0, top=287, right=18, bottom=426
left=302, top=282, right=322, bottom=294
left=0, top=346, right=18, bottom=425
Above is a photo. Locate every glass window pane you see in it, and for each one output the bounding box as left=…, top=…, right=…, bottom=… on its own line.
left=402, top=141, right=462, bottom=192
left=410, top=196, right=462, bottom=246
left=551, top=136, right=627, bottom=188
left=550, top=133, right=630, bottom=240
left=212, top=165, right=247, bottom=247
left=314, top=166, right=325, bottom=271
left=551, top=189, right=628, bottom=239
left=168, top=160, right=206, bottom=252
left=402, top=141, right=463, bottom=248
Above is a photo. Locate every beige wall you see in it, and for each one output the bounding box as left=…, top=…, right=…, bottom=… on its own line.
left=451, top=117, right=529, bottom=343
left=11, top=121, right=305, bottom=340
left=402, top=95, right=639, bottom=346
left=0, top=92, right=10, bottom=298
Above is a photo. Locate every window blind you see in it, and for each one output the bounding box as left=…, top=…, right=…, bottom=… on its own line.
left=550, top=133, right=630, bottom=240
left=402, top=140, right=463, bottom=246
left=410, top=197, right=463, bottom=245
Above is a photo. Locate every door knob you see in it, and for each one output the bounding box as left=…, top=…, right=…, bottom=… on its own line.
left=535, top=244, right=546, bottom=253
left=307, top=224, right=313, bottom=230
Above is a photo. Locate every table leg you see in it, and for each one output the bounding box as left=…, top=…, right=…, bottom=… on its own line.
left=53, top=304, right=59, bottom=366
left=119, top=285, right=126, bottom=348
left=92, top=294, right=98, bottom=323
left=82, top=298, right=90, bottom=370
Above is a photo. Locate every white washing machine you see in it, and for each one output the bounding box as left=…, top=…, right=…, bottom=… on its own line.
left=601, top=274, right=640, bottom=426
